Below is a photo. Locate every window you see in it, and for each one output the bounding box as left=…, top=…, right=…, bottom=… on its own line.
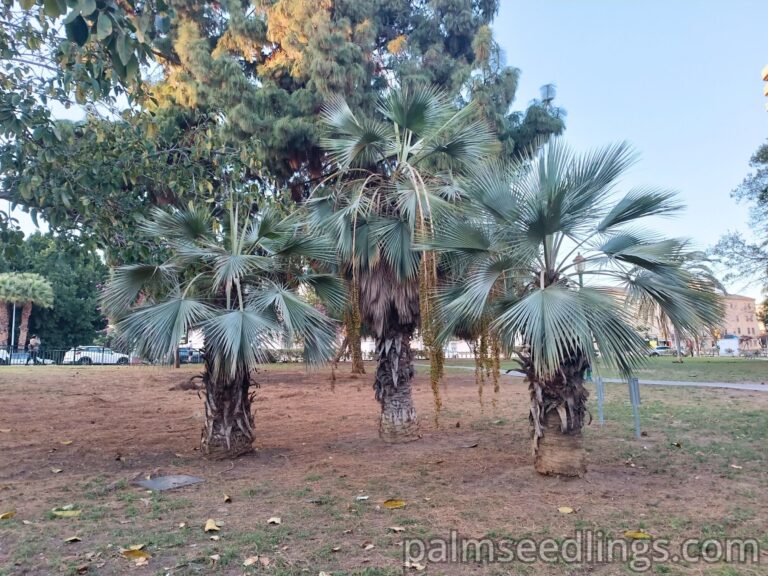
left=737, top=328, right=741, bottom=334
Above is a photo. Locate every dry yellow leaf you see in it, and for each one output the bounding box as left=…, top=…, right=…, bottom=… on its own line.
left=59, top=440, right=73, bottom=446
left=125, top=544, right=145, bottom=551
left=623, top=530, right=652, bottom=540
left=259, top=556, right=270, bottom=567
left=389, top=526, right=405, bottom=533
left=0, top=511, right=16, bottom=520
left=362, top=541, right=375, bottom=550
left=64, top=536, right=81, bottom=543
left=223, top=494, right=232, bottom=503
left=0, top=429, right=10, bottom=433
left=382, top=499, right=406, bottom=509
left=52, top=508, right=81, bottom=518
left=204, top=518, right=220, bottom=532
left=404, top=560, right=426, bottom=571
left=209, top=554, right=220, bottom=562
left=51, top=468, right=63, bottom=474
left=134, top=557, right=149, bottom=567
left=558, top=506, right=575, bottom=514
left=267, top=516, right=281, bottom=525
left=243, top=556, right=259, bottom=566
left=730, top=464, right=743, bottom=470
left=178, top=522, right=186, bottom=528
left=120, top=549, right=151, bottom=560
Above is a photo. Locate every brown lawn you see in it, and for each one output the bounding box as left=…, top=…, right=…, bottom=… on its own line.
left=0, top=364, right=766, bottom=575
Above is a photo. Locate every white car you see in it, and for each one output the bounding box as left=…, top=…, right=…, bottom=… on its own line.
left=62, top=346, right=130, bottom=365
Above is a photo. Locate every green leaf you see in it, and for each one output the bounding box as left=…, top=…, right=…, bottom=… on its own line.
left=96, top=13, right=113, bottom=40
left=77, top=0, right=96, bottom=16
left=43, top=0, right=67, bottom=18
left=65, top=15, right=89, bottom=46
left=115, top=33, right=132, bottom=66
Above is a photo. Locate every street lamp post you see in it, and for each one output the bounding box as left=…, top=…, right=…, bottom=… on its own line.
left=574, top=253, right=586, bottom=288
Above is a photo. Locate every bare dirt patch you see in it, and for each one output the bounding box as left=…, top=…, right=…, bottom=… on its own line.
left=0, top=364, right=766, bottom=575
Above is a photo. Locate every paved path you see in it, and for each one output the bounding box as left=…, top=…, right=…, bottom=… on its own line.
left=416, top=363, right=768, bottom=392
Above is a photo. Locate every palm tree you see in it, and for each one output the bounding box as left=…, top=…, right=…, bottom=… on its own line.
left=0, top=273, right=54, bottom=349
left=103, top=201, right=341, bottom=458
left=429, top=139, right=723, bottom=476
left=308, top=85, right=498, bottom=442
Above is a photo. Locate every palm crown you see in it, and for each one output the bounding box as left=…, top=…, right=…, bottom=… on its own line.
left=102, top=202, right=341, bottom=381
left=430, top=139, right=724, bottom=379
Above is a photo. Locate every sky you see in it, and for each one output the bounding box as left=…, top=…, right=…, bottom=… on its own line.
left=11, top=0, right=768, bottom=296
left=496, top=0, right=768, bottom=297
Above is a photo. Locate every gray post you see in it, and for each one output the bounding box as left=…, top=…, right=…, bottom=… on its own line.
left=628, top=377, right=641, bottom=439
left=10, top=304, right=16, bottom=350
left=596, top=377, right=605, bottom=426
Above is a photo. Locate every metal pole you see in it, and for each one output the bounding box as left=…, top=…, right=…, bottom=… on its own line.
left=10, top=304, right=16, bottom=351
left=628, top=377, right=641, bottom=438
left=596, top=377, right=605, bottom=426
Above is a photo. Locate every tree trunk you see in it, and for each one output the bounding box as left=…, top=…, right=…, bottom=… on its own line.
left=527, top=357, right=589, bottom=477
left=200, top=357, right=255, bottom=459
left=18, top=301, right=32, bottom=351
left=348, top=282, right=366, bottom=375
left=375, top=329, right=419, bottom=443
left=0, top=302, right=8, bottom=348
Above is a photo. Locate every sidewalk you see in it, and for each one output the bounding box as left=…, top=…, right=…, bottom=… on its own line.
left=417, top=363, right=768, bottom=392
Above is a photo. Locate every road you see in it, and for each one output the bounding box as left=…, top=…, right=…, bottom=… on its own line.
left=416, top=363, right=768, bottom=392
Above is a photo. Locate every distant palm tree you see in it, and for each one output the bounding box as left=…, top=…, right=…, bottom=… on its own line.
left=429, top=139, right=723, bottom=476
left=309, top=85, right=498, bottom=441
left=103, top=202, right=341, bottom=458
left=0, top=273, right=54, bottom=349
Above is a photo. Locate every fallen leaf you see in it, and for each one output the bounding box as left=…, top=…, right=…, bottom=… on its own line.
left=404, top=560, right=426, bottom=571
left=22, top=520, right=34, bottom=525
left=259, top=556, right=270, bottom=567
left=204, top=518, right=220, bottom=532
left=120, top=549, right=151, bottom=560
left=461, top=442, right=479, bottom=449
left=209, top=535, right=220, bottom=541
left=355, top=495, right=369, bottom=501
left=343, top=529, right=352, bottom=534
left=730, top=464, right=743, bottom=470
left=0, top=511, right=16, bottom=520
left=52, top=506, right=81, bottom=518
left=124, top=544, right=145, bottom=551
left=60, top=440, right=73, bottom=445
left=319, top=572, right=331, bottom=576
left=178, top=522, right=186, bottom=528
left=223, top=494, right=232, bottom=503
left=558, top=506, right=575, bottom=514
left=0, top=428, right=10, bottom=433
left=51, top=468, right=63, bottom=474
left=361, top=541, right=375, bottom=550
left=267, top=516, right=281, bottom=525
left=75, top=563, right=89, bottom=574
left=134, top=557, right=149, bottom=567
left=389, top=526, right=405, bottom=533
left=623, top=530, right=653, bottom=540
left=209, top=554, right=220, bottom=564
left=331, top=546, right=341, bottom=552
left=243, top=556, right=259, bottom=567
left=382, top=499, right=406, bottom=510
left=671, top=441, right=682, bottom=448
left=64, top=536, right=81, bottom=543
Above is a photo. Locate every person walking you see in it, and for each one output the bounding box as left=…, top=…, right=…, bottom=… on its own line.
left=26, top=335, right=41, bottom=365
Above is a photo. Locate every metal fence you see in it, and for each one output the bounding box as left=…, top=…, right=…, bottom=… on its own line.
left=0, top=345, right=208, bottom=367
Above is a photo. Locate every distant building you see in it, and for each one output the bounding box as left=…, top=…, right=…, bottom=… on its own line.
left=720, top=294, right=762, bottom=348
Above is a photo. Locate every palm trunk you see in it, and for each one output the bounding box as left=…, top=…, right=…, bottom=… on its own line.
left=200, top=356, right=255, bottom=459
left=348, top=281, right=365, bottom=375
left=375, top=329, right=419, bottom=443
left=0, top=302, right=8, bottom=348
left=527, top=357, right=589, bottom=477
left=18, top=301, right=32, bottom=351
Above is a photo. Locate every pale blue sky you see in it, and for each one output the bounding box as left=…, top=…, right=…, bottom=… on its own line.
left=496, top=0, right=768, bottom=296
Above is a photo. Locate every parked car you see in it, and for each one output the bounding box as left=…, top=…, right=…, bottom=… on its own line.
left=178, top=347, right=203, bottom=364
left=62, top=346, right=130, bottom=365
left=0, top=350, right=54, bottom=365
left=648, top=345, right=674, bottom=357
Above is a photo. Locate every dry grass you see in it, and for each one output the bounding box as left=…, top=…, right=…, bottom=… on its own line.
left=0, top=364, right=766, bottom=575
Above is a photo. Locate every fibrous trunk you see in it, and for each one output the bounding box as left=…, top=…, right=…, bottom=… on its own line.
left=527, top=357, right=590, bottom=477
left=0, top=303, right=8, bottom=348
left=375, top=329, right=419, bottom=443
left=18, top=302, right=32, bottom=351
left=348, top=280, right=366, bottom=375
left=201, top=356, right=255, bottom=459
